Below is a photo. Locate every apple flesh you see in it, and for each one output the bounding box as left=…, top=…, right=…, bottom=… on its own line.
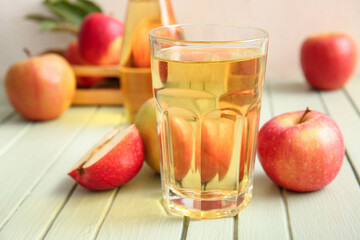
left=78, top=13, right=124, bottom=65
left=5, top=53, right=76, bottom=121
left=300, top=32, right=357, bottom=90
left=68, top=124, right=144, bottom=190
left=257, top=108, right=345, bottom=192
left=64, top=40, right=104, bottom=87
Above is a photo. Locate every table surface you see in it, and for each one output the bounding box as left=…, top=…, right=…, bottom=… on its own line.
left=0, top=77, right=359, bottom=240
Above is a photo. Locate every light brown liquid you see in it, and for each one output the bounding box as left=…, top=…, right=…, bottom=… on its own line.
left=152, top=47, right=266, bottom=219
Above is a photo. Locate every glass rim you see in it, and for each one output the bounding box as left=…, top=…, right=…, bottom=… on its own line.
left=149, top=23, right=269, bottom=44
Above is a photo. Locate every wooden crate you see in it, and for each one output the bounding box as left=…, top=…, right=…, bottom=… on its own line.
left=71, top=65, right=153, bottom=109
left=71, top=65, right=123, bottom=106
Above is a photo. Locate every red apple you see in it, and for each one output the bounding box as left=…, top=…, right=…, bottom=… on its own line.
left=64, top=40, right=104, bottom=87
left=78, top=13, right=124, bottom=65
left=300, top=32, right=357, bottom=90
left=68, top=124, right=144, bottom=191
left=257, top=108, right=345, bottom=192
left=5, top=53, right=76, bottom=121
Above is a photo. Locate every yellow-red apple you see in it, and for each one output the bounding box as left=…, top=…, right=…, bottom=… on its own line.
left=300, top=32, right=357, bottom=90
left=78, top=13, right=124, bottom=65
left=68, top=124, right=144, bottom=190
left=257, top=108, right=345, bottom=192
left=132, top=17, right=181, bottom=67
left=5, top=53, right=76, bottom=121
left=132, top=17, right=162, bottom=68
left=135, top=99, right=193, bottom=180
left=134, top=98, right=161, bottom=173
left=64, top=40, right=104, bottom=87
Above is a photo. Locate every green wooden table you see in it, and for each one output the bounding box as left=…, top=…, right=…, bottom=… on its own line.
left=0, top=77, right=359, bottom=240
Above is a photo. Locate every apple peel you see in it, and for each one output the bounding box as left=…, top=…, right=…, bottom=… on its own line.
left=68, top=124, right=144, bottom=190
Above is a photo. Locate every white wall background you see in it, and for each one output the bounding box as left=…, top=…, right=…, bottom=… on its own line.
left=1, top=0, right=359, bottom=81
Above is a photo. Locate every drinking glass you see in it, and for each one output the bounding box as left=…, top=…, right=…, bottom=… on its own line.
left=149, top=24, right=268, bottom=219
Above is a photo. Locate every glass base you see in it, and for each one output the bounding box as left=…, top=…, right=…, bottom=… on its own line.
left=162, top=186, right=253, bottom=220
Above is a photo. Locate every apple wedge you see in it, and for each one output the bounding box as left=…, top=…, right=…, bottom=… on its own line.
left=68, top=124, right=144, bottom=190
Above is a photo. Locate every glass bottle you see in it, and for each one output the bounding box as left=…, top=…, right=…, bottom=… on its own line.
left=119, top=0, right=176, bottom=121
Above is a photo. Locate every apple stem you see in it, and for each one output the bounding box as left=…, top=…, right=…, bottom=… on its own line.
left=77, top=163, right=85, bottom=175
left=299, top=107, right=311, bottom=124
left=202, top=182, right=208, bottom=191
left=177, top=180, right=183, bottom=188
left=23, top=48, right=32, bottom=58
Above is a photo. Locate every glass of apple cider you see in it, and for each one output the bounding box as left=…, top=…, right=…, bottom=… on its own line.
left=149, top=24, right=268, bottom=219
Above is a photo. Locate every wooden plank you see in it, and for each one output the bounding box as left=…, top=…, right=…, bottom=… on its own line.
left=44, top=187, right=118, bottom=240
left=286, top=154, right=360, bottom=240
left=73, top=88, right=123, bottom=106
left=321, top=83, right=360, bottom=181
left=344, top=77, right=360, bottom=113
left=0, top=107, right=125, bottom=239
left=269, top=78, right=324, bottom=112
left=236, top=83, right=290, bottom=240
left=187, top=218, right=233, bottom=240
left=0, top=83, right=30, bottom=157
left=269, top=78, right=360, bottom=239
left=0, top=106, right=98, bottom=229
left=72, top=65, right=120, bottom=77
left=0, top=82, right=6, bottom=102
left=95, top=165, right=184, bottom=240
left=0, top=115, right=31, bottom=158
left=0, top=82, right=14, bottom=122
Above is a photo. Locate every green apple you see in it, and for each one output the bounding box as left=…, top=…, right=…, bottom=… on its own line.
left=134, top=98, right=160, bottom=173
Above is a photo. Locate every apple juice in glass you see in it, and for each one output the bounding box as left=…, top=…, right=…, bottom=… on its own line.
left=149, top=24, right=268, bottom=219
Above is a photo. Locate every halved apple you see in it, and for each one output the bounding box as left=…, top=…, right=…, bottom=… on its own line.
left=68, top=124, right=144, bottom=190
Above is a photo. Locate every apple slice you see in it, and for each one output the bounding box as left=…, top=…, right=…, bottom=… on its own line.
left=68, top=124, right=144, bottom=190
left=170, top=116, right=193, bottom=181
left=197, top=118, right=219, bottom=183
left=196, top=117, right=235, bottom=183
